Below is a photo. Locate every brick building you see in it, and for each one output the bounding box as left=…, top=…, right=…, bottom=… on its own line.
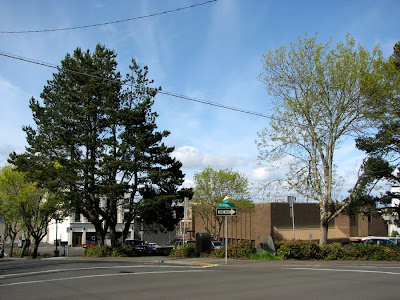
left=190, top=202, right=387, bottom=248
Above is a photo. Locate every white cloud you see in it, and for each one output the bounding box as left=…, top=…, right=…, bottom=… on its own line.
left=173, top=146, right=203, bottom=169
left=248, top=167, right=271, bottom=181
left=172, top=145, right=251, bottom=170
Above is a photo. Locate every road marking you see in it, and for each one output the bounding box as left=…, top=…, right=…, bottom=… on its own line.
left=286, top=267, right=400, bottom=275
left=0, top=269, right=213, bottom=287
left=0, top=264, right=208, bottom=279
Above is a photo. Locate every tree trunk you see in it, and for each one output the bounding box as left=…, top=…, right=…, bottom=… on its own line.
left=109, top=226, right=118, bottom=247
left=0, top=227, right=7, bottom=257
left=32, top=240, right=40, bottom=259
left=8, top=231, right=18, bottom=257
left=320, top=218, right=329, bottom=245
left=96, top=230, right=105, bottom=246
left=20, top=240, right=28, bottom=258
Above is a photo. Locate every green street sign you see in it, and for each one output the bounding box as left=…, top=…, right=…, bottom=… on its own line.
left=218, top=203, right=235, bottom=208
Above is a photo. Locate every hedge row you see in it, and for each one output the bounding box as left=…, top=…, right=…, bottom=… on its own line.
left=83, top=245, right=134, bottom=257
left=170, top=240, right=256, bottom=259
left=276, top=240, right=400, bottom=260
left=169, top=243, right=197, bottom=258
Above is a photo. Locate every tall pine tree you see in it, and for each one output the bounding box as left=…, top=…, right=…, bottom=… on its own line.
left=10, top=45, right=184, bottom=246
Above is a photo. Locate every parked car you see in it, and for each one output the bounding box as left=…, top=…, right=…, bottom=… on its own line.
left=173, top=239, right=195, bottom=246
left=362, top=238, right=396, bottom=245
left=83, top=241, right=97, bottom=248
left=211, top=241, right=225, bottom=249
left=147, top=242, right=158, bottom=255
left=124, top=239, right=149, bottom=255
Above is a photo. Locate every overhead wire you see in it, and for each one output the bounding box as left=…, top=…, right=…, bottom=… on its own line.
left=0, top=50, right=276, bottom=121
left=0, top=0, right=218, bottom=34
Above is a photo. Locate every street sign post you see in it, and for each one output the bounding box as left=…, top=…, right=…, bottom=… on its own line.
left=216, top=206, right=237, bottom=264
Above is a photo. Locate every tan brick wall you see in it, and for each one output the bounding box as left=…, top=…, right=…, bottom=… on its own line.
left=191, top=202, right=388, bottom=247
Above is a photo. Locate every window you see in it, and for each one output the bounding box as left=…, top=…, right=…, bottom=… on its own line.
left=74, top=213, right=81, bottom=222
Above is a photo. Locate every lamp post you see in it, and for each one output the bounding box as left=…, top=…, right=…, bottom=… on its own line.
left=54, top=219, right=59, bottom=257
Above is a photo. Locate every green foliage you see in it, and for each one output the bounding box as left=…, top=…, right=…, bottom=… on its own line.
left=84, top=245, right=113, bottom=257
left=206, top=240, right=256, bottom=260
left=277, top=241, right=321, bottom=260
left=276, top=240, right=400, bottom=260
left=0, top=166, right=60, bottom=258
left=111, top=245, right=134, bottom=257
left=391, top=230, right=399, bottom=237
left=193, top=167, right=254, bottom=240
left=12, top=248, right=34, bottom=257
left=83, top=245, right=135, bottom=257
left=10, top=45, right=185, bottom=246
left=169, top=243, right=196, bottom=258
left=320, top=243, right=347, bottom=260
left=258, top=33, right=387, bottom=244
left=352, top=41, right=400, bottom=215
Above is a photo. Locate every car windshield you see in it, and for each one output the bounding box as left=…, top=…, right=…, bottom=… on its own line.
left=125, top=240, right=144, bottom=246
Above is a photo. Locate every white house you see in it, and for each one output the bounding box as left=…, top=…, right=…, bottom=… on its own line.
left=46, top=196, right=135, bottom=246
left=386, top=186, right=400, bottom=236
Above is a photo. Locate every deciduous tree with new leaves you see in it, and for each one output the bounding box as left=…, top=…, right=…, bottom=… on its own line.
left=192, top=167, right=254, bottom=240
left=257, top=33, right=384, bottom=244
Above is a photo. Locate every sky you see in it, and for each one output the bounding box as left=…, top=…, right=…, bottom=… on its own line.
left=0, top=0, right=399, bottom=202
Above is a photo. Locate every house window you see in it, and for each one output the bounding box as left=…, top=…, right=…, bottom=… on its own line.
left=74, top=213, right=81, bottom=222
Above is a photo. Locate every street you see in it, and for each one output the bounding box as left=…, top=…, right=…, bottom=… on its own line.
left=1, top=257, right=400, bottom=299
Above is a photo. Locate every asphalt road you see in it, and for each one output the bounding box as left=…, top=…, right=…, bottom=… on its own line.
left=1, top=257, right=400, bottom=300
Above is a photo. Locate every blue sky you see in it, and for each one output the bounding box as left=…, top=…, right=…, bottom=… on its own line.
left=0, top=0, right=399, bottom=201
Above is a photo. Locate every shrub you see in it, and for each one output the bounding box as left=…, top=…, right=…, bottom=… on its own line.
left=276, top=240, right=400, bottom=261
left=228, top=240, right=255, bottom=259
left=320, top=243, right=346, bottom=260
left=84, top=245, right=113, bottom=257
left=206, top=240, right=255, bottom=260
left=169, top=243, right=196, bottom=258
left=277, top=240, right=321, bottom=260
left=13, top=249, right=34, bottom=257
left=111, top=245, right=134, bottom=257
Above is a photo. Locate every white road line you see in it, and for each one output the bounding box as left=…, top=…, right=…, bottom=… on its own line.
left=0, top=264, right=206, bottom=279
left=0, top=269, right=213, bottom=287
left=285, top=267, right=400, bottom=275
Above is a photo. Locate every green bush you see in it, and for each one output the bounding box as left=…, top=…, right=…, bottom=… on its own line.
left=13, top=249, right=34, bottom=257
left=391, top=230, right=399, bottom=237
left=277, top=240, right=321, bottom=260
left=84, top=245, right=137, bottom=257
left=206, top=240, right=255, bottom=260
left=111, top=245, right=134, bottom=257
left=320, top=243, right=346, bottom=260
left=84, top=245, right=113, bottom=257
left=169, top=243, right=197, bottom=258
left=276, top=240, right=400, bottom=261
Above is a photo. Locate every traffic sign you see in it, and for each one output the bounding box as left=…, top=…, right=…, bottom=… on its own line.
left=216, top=208, right=237, bottom=216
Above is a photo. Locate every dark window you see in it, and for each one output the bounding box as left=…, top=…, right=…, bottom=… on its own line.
left=74, top=213, right=81, bottom=222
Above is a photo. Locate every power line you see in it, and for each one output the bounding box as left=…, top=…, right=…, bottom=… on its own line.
left=0, top=0, right=218, bottom=34
left=159, top=91, right=270, bottom=118
left=0, top=50, right=272, bottom=120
